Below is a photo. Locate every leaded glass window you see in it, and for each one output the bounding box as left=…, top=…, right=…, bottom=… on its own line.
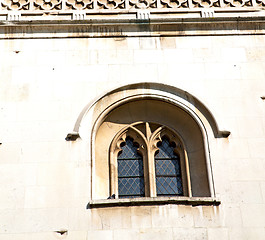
left=117, top=137, right=145, bottom=198
left=155, top=136, right=183, bottom=196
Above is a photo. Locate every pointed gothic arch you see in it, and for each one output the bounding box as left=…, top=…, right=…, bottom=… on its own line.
left=67, top=83, right=229, bottom=201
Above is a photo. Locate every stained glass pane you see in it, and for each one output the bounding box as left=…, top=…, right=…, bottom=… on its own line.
left=155, top=137, right=183, bottom=196
left=118, top=137, right=145, bottom=198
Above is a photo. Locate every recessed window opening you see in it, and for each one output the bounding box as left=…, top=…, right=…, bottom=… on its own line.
left=155, top=136, right=184, bottom=197
left=117, top=137, right=145, bottom=198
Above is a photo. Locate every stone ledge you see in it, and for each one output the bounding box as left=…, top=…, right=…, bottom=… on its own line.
left=1, top=16, right=265, bottom=39
left=88, top=197, right=221, bottom=208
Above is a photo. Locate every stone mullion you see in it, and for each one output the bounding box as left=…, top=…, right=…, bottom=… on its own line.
left=147, top=145, right=157, bottom=197
left=143, top=154, right=150, bottom=197
left=156, top=0, right=161, bottom=9
left=110, top=149, right=119, bottom=198
left=219, top=0, right=225, bottom=8
left=183, top=149, right=192, bottom=197
left=29, top=0, right=34, bottom=11
left=188, top=0, right=193, bottom=8
left=61, top=0, right=66, bottom=11
left=251, top=0, right=257, bottom=7
left=125, top=0, right=130, bottom=10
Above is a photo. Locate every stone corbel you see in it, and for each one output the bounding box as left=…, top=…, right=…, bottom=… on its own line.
left=65, top=132, right=80, bottom=141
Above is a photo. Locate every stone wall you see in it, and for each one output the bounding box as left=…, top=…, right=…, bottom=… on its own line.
left=0, top=27, right=265, bottom=239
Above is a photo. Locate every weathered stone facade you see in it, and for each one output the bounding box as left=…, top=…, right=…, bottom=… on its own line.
left=0, top=3, right=265, bottom=239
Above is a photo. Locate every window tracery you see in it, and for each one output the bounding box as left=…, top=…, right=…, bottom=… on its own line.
left=110, top=122, right=191, bottom=199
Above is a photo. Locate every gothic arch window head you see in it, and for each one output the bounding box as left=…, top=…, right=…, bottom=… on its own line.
left=110, top=122, right=191, bottom=199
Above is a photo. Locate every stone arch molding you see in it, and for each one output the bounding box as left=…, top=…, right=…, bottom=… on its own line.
left=66, top=82, right=230, bottom=200
left=66, top=82, right=230, bottom=141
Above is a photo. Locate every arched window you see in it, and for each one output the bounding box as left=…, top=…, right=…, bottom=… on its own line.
left=110, top=122, right=190, bottom=199
left=93, top=99, right=213, bottom=201
left=117, top=137, right=145, bottom=198
left=155, top=136, right=183, bottom=197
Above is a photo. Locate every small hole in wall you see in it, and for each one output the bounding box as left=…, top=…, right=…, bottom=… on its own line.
left=54, top=229, right=68, bottom=239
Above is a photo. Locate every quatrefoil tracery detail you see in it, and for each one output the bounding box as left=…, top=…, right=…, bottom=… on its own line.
left=161, top=0, right=188, bottom=8
left=97, top=0, right=125, bottom=9
left=192, top=0, right=220, bottom=8
left=34, top=0, right=62, bottom=10
left=1, top=0, right=29, bottom=10
left=129, top=0, right=157, bottom=9
left=65, top=0, right=93, bottom=10
left=223, top=0, right=252, bottom=7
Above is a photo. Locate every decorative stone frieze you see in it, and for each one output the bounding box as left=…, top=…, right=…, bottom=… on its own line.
left=0, top=0, right=264, bottom=20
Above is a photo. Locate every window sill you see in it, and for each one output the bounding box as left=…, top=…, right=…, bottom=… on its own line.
left=87, top=196, right=221, bottom=208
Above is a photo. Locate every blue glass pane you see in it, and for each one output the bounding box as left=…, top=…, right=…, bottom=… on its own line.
left=156, top=177, right=183, bottom=196
left=118, top=177, right=145, bottom=197
left=118, top=159, right=144, bottom=177
left=118, top=137, right=145, bottom=198
left=155, top=137, right=177, bottom=159
left=155, top=137, right=183, bottom=196
left=118, top=137, right=142, bottom=159
left=155, top=159, right=180, bottom=176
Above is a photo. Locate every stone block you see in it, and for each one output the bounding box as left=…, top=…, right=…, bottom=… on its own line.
left=228, top=158, right=264, bottom=181
left=0, top=143, right=20, bottom=164
left=0, top=186, right=25, bottom=210
left=151, top=205, right=194, bottom=228
left=97, top=49, right=134, bottom=65
left=0, top=164, right=37, bottom=187
left=90, top=207, right=131, bottom=230
left=139, top=37, right=159, bottom=49
left=229, top=181, right=263, bottom=204
left=24, top=186, right=75, bottom=208
left=133, top=50, right=163, bottom=64
left=139, top=228, right=173, bottom=240
left=68, top=208, right=90, bottom=231
left=175, top=36, right=212, bottom=49
left=237, top=117, right=264, bottom=138
left=87, top=230, right=113, bottom=240
left=113, top=229, right=140, bottom=240
left=36, top=162, right=74, bottom=186
left=240, top=62, right=265, bottom=80
left=248, top=139, right=265, bottom=159
left=192, top=48, right=221, bottom=63
left=260, top=182, right=265, bottom=203
left=131, top=206, right=152, bottom=229
left=160, top=37, right=176, bottom=49
left=240, top=204, right=265, bottom=227
left=66, top=231, right=88, bottom=240
left=163, top=49, right=193, bottom=63
left=0, top=208, right=68, bottom=233
left=223, top=204, right=242, bottom=227
left=242, top=228, right=265, bottom=240
left=223, top=138, right=250, bottom=159
left=207, top=228, right=229, bottom=240
left=193, top=206, right=223, bottom=228
left=172, top=227, right=207, bottom=240
left=221, top=48, right=247, bottom=63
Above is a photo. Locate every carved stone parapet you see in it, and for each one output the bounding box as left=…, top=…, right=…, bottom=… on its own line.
left=0, top=0, right=264, bottom=21
left=0, top=0, right=264, bottom=13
